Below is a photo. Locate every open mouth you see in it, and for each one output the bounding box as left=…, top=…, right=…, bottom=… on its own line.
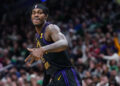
left=33, top=18, right=40, bottom=22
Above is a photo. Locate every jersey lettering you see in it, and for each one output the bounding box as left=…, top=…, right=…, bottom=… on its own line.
left=36, top=39, right=41, bottom=48
left=44, top=61, right=50, bottom=70
left=36, top=37, right=51, bottom=70
left=40, top=33, right=43, bottom=39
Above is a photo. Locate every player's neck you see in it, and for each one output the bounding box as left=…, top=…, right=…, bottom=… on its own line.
left=35, top=21, right=46, bottom=34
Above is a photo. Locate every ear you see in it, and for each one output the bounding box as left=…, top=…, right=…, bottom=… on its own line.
left=45, top=14, right=48, bottom=20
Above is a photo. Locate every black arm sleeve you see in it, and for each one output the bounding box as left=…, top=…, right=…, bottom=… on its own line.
left=42, top=71, right=51, bottom=86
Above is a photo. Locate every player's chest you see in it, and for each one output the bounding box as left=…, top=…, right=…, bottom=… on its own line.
left=36, top=32, right=49, bottom=47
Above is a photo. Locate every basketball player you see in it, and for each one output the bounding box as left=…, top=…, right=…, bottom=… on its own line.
left=25, top=4, right=82, bottom=86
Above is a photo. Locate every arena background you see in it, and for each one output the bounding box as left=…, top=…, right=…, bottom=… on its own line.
left=0, top=0, right=120, bottom=86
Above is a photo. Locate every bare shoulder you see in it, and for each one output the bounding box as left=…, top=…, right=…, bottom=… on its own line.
left=46, top=24, right=66, bottom=42
left=46, top=24, right=61, bottom=33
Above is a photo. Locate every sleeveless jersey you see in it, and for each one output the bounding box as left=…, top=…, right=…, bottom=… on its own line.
left=35, top=22, right=72, bottom=75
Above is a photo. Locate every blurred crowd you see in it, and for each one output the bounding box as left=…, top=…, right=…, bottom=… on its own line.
left=1, top=0, right=120, bottom=86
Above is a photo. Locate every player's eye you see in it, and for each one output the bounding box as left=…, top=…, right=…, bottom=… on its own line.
left=32, top=10, right=43, bottom=15
left=32, top=11, right=36, bottom=15
left=38, top=11, right=43, bottom=14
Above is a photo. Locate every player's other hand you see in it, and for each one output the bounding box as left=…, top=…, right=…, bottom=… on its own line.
left=24, top=47, right=45, bottom=64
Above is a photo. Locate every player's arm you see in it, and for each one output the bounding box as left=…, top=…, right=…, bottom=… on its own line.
left=42, top=24, right=68, bottom=52
left=25, top=24, right=68, bottom=63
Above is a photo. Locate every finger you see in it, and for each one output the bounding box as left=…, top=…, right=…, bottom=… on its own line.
left=29, top=56, right=35, bottom=64
left=27, top=48, right=34, bottom=52
left=25, top=54, right=32, bottom=62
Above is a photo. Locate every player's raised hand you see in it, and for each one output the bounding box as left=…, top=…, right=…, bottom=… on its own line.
left=25, top=47, right=45, bottom=64
left=27, top=48, right=45, bottom=58
left=24, top=54, right=35, bottom=64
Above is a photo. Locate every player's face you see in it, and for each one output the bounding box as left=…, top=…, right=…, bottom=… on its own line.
left=31, top=8, right=47, bottom=26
